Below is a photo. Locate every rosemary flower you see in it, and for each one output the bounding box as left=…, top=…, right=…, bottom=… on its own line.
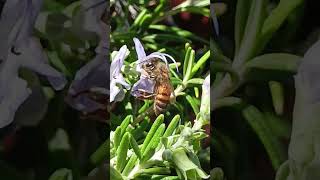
left=110, top=45, right=130, bottom=102
left=133, top=38, right=178, bottom=72
left=65, top=54, right=108, bottom=113
left=0, top=0, right=66, bottom=127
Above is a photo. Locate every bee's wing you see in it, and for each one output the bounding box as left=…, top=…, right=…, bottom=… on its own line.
left=131, top=77, right=156, bottom=98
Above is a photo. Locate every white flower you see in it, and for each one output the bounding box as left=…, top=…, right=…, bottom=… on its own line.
left=133, top=38, right=179, bottom=72
left=110, top=45, right=130, bottom=102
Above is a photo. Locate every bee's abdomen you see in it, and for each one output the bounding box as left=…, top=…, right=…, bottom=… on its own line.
left=154, top=92, right=170, bottom=115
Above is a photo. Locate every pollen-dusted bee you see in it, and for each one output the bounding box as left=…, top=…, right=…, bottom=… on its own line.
left=132, top=58, right=175, bottom=115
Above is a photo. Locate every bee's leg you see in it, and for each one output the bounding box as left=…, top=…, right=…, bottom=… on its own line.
left=143, top=94, right=156, bottom=99
left=135, top=89, right=156, bottom=99
left=135, top=92, right=156, bottom=100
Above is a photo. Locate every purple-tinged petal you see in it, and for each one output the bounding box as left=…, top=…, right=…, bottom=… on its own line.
left=74, top=54, right=105, bottom=81
left=0, top=0, right=67, bottom=128
left=110, top=82, right=125, bottom=102
left=133, top=38, right=179, bottom=72
left=95, top=22, right=108, bottom=55
left=0, top=0, right=44, bottom=59
left=65, top=0, right=109, bottom=112
left=131, top=77, right=156, bottom=98
left=0, top=37, right=66, bottom=128
left=70, top=55, right=108, bottom=95
left=80, top=0, right=107, bottom=55
left=66, top=54, right=108, bottom=112
left=66, top=93, right=105, bottom=113
left=110, top=70, right=129, bottom=102
left=110, top=46, right=131, bottom=102
left=81, top=0, right=107, bottom=35
left=0, top=66, right=31, bottom=127
left=17, top=38, right=67, bottom=90
left=114, top=74, right=130, bottom=90
left=14, top=0, right=43, bottom=51
left=133, top=37, right=146, bottom=60
left=0, top=0, right=27, bottom=60
left=111, top=45, right=128, bottom=77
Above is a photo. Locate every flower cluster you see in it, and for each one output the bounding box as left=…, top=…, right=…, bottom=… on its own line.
left=0, top=0, right=109, bottom=127
left=110, top=38, right=178, bottom=102
left=65, top=0, right=108, bottom=114
left=0, top=0, right=67, bottom=127
left=110, top=45, right=130, bottom=102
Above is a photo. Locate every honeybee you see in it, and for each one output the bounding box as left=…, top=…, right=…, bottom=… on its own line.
left=132, top=58, right=175, bottom=115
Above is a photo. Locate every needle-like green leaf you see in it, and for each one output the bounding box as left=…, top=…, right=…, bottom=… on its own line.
left=242, top=105, right=285, bottom=169
left=129, top=134, right=142, bottom=160
left=116, top=132, right=130, bottom=172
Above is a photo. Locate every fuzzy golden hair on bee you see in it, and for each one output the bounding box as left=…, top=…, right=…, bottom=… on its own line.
left=131, top=58, right=175, bottom=116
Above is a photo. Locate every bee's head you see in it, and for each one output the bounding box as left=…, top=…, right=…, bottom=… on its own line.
left=142, top=58, right=160, bottom=70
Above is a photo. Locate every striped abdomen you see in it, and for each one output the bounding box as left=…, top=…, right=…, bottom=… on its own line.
left=154, top=83, right=172, bottom=115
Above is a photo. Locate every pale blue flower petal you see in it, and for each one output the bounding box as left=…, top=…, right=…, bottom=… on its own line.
left=0, top=38, right=67, bottom=128
left=110, top=83, right=123, bottom=102
left=133, top=38, right=179, bottom=72
left=81, top=0, right=107, bottom=35
left=0, top=0, right=67, bottom=128
left=133, top=37, right=146, bottom=60
left=66, top=54, right=108, bottom=112
left=0, top=0, right=27, bottom=60
left=66, top=94, right=105, bottom=112
left=18, top=38, right=67, bottom=90
left=0, top=70, right=31, bottom=127
left=14, top=0, right=43, bottom=51
left=131, top=77, right=156, bottom=98
left=114, top=74, right=130, bottom=90
left=81, top=0, right=107, bottom=55
left=111, top=45, right=128, bottom=78
left=74, top=54, right=105, bottom=81
left=65, top=0, right=109, bottom=111
left=110, top=45, right=130, bottom=102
